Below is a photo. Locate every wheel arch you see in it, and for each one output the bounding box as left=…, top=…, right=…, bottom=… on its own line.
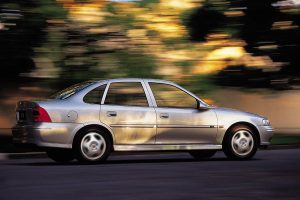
left=222, top=122, right=261, bottom=146
left=72, top=124, right=115, bottom=150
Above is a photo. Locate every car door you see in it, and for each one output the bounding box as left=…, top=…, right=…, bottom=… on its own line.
left=100, top=81, right=156, bottom=144
left=147, top=82, right=218, bottom=144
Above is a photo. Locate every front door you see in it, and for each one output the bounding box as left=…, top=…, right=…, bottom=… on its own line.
left=100, top=81, right=156, bottom=144
left=148, top=82, right=218, bottom=144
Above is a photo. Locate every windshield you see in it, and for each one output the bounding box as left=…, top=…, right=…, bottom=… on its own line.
left=50, top=81, right=96, bottom=100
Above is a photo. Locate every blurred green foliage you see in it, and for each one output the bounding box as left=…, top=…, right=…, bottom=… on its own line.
left=31, top=0, right=67, bottom=19
left=114, top=51, right=159, bottom=78
left=1, top=0, right=300, bottom=92
left=137, top=0, right=160, bottom=8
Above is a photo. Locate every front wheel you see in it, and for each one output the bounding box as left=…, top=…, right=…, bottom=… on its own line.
left=223, top=125, right=258, bottom=160
left=74, top=129, right=111, bottom=164
left=189, top=150, right=217, bottom=160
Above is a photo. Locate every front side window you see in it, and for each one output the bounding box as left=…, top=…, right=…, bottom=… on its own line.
left=83, top=84, right=107, bottom=104
left=149, top=83, right=198, bottom=109
left=104, top=82, right=149, bottom=107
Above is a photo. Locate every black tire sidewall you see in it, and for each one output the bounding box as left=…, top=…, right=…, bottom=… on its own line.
left=223, top=125, right=258, bottom=160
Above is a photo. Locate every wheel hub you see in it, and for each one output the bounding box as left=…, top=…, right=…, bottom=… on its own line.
left=231, top=130, right=254, bottom=156
left=80, top=132, right=106, bottom=160
left=239, top=138, right=248, bottom=149
left=90, top=142, right=98, bottom=151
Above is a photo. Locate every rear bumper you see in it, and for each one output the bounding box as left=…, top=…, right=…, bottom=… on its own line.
left=12, top=123, right=79, bottom=149
left=12, top=125, right=40, bottom=144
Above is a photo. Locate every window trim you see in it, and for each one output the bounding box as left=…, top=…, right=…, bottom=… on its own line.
left=147, top=82, right=199, bottom=109
left=101, top=81, right=151, bottom=107
left=83, top=84, right=107, bottom=105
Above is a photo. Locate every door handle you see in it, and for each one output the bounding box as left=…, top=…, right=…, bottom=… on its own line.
left=107, top=111, right=117, bottom=117
left=160, top=113, right=169, bottom=119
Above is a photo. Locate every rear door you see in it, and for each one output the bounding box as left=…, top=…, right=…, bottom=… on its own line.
left=100, top=80, right=156, bottom=144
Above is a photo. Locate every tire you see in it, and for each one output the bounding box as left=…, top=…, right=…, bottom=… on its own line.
left=46, top=148, right=74, bottom=163
left=74, top=128, right=112, bottom=164
left=189, top=150, right=217, bottom=160
left=223, top=125, right=258, bottom=160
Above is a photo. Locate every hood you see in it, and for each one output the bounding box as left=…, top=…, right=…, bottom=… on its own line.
left=212, top=107, right=264, bottom=119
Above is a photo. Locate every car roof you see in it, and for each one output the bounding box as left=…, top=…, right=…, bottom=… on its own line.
left=94, top=78, right=175, bottom=84
left=74, top=78, right=209, bottom=107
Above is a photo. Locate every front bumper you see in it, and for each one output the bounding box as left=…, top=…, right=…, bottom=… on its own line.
left=12, top=123, right=78, bottom=149
left=257, top=125, right=274, bottom=146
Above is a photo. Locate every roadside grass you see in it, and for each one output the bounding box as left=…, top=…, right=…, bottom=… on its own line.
left=271, top=134, right=300, bottom=145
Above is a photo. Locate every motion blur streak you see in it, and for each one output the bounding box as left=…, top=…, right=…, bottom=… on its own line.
left=0, top=0, right=300, bottom=138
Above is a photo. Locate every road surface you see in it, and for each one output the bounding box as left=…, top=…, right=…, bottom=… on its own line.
left=1, top=149, right=300, bottom=200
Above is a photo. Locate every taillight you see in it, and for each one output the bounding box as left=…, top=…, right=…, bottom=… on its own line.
left=32, top=106, right=52, bottom=122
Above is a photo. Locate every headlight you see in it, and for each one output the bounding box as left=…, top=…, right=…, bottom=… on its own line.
left=262, top=119, right=270, bottom=126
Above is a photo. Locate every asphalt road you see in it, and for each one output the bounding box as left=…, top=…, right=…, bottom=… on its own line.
left=1, top=149, right=300, bottom=200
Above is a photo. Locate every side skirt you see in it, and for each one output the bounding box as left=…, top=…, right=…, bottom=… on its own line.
left=113, top=144, right=222, bottom=151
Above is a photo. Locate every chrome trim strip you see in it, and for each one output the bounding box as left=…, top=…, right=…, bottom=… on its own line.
left=101, top=82, right=110, bottom=105
left=157, top=125, right=217, bottom=128
left=110, top=124, right=217, bottom=128
left=262, top=126, right=274, bottom=132
left=266, top=129, right=274, bottom=132
left=110, top=124, right=156, bottom=128
left=114, top=144, right=222, bottom=151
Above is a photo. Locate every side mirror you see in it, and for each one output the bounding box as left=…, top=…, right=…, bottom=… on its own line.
left=197, top=101, right=209, bottom=110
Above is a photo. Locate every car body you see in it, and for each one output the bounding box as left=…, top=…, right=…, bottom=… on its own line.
left=12, top=78, right=273, bottom=163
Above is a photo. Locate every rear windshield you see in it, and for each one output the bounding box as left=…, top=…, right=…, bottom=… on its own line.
left=50, top=81, right=96, bottom=100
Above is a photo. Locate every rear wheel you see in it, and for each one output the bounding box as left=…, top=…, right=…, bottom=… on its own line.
left=223, top=125, right=258, bottom=160
left=74, top=128, right=111, bottom=164
left=46, top=149, right=74, bottom=163
left=189, top=150, right=217, bottom=160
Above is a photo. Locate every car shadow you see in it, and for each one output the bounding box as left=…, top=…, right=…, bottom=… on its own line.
left=9, top=156, right=262, bottom=166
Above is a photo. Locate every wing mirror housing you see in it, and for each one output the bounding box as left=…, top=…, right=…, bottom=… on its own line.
left=197, top=101, right=209, bottom=110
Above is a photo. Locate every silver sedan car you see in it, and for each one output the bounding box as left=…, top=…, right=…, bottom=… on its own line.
left=12, top=78, right=273, bottom=163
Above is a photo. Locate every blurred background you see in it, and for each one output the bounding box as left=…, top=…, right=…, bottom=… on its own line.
left=1, top=0, right=300, bottom=147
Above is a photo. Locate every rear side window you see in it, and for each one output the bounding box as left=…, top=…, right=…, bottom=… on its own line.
left=51, top=81, right=95, bottom=100
left=83, top=84, right=107, bottom=104
left=104, top=82, right=148, bottom=107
